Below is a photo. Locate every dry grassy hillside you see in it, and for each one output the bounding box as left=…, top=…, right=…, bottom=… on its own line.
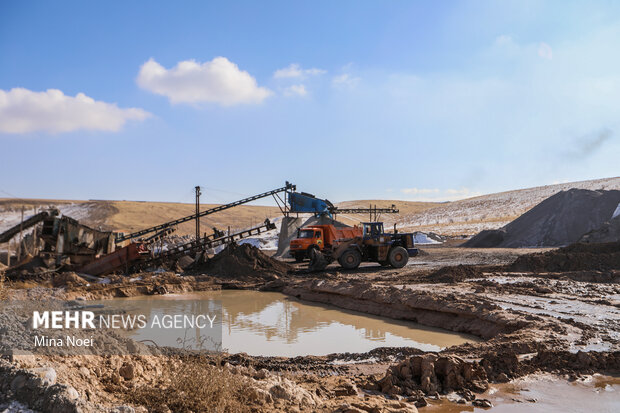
left=0, top=198, right=280, bottom=237
left=333, top=200, right=439, bottom=227
left=2, top=176, right=619, bottom=238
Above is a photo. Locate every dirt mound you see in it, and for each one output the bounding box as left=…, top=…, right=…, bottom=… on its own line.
left=464, top=189, right=620, bottom=247
left=192, top=243, right=291, bottom=279
left=580, top=216, right=620, bottom=243
left=510, top=241, right=620, bottom=272
left=370, top=354, right=488, bottom=396
left=420, top=264, right=483, bottom=283
left=51, top=272, right=88, bottom=287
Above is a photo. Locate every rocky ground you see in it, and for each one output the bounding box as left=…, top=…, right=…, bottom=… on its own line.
left=0, top=242, right=619, bottom=412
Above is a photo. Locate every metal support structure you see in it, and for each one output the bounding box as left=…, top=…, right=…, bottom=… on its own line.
left=195, top=186, right=201, bottom=241
left=134, top=219, right=276, bottom=270
left=332, top=204, right=398, bottom=221
left=115, top=182, right=295, bottom=243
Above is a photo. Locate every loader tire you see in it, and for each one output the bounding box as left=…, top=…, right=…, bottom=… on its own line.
left=388, top=246, right=409, bottom=268
left=338, top=249, right=362, bottom=270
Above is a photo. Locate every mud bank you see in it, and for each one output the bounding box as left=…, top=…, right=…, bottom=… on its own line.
left=282, top=279, right=529, bottom=340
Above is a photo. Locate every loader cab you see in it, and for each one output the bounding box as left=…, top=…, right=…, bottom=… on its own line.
left=362, top=222, right=384, bottom=239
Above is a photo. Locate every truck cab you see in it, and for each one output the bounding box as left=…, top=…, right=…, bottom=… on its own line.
left=290, top=226, right=324, bottom=262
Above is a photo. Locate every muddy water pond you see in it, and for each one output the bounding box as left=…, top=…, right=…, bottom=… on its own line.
left=100, top=290, right=479, bottom=356
left=426, top=373, right=620, bottom=413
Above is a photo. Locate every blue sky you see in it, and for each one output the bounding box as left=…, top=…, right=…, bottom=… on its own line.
left=1, top=0, right=619, bottom=205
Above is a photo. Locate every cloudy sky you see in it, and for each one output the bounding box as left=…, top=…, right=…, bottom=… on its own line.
left=0, top=0, right=619, bottom=204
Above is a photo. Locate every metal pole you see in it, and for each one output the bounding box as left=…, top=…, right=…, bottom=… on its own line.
left=17, top=206, right=23, bottom=261
left=195, top=186, right=201, bottom=241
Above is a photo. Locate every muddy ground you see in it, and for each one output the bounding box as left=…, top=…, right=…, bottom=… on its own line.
left=1, top=243, right=619, bottom=412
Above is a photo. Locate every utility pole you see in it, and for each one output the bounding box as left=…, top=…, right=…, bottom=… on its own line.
left=195, top=186, right=201, bottom=241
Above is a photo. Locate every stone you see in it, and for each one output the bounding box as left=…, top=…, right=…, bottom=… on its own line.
left=254, top=368, right=270, bottom=379
left=9, top=351, right=36, bottom=367
left=472, top=399, right=493, bottom=408
left=31, top=367, right=57, bottom=386
left=496, top=372, right=509, bottom=383
left=63, top=385, right=80, bottom=400
left=111, top=372, right=122, bottom=385
left=334, top=382, right=358, bottom=396
left=119, top=362, right=136, bottom=380
left=112, top=406, right=135, bottom=413
left=248, top=387, right=273, bottom=404
left=414, top=397, right=427, bottom=408
left=10, top=374, right=27, bottom=392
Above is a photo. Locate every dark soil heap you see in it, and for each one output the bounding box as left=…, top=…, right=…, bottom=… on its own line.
left=580, top=215, right=620, bottom=243
left=464, top=189, right=620, bottom=248
left=510, top=241, right=620, bottom=272
left=419, top=265, right=483, bottom=283
left=191, top=243, right=291, bottom=280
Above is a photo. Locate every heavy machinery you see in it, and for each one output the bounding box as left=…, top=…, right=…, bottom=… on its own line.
left=289, top=224, right=362, bottom=262
left=287, top=192, right=399, bottom=219
left=308, top=222, right=418, bottom=271
left=115, top=182, right=296, bottom=243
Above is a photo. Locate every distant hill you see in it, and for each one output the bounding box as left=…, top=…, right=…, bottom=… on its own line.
left=2, top=176, right=619, bottom=238
left=394, top=177, right=620, bottom=235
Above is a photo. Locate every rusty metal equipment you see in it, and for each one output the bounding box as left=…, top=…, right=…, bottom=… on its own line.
left=132, top=219, right=276, bottom=271
left=78, top=242, right=150, bottom=276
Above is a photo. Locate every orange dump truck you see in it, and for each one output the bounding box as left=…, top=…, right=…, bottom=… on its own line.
left=289, top=224, right=362, bottom=262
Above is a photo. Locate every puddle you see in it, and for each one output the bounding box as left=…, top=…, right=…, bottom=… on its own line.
left=100, top=290, right=479, bottom=357
left=425, top=373, right=620, bottom=412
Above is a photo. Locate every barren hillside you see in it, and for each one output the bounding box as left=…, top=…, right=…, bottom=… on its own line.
left=2, top=176, right=619, bottom=238
left=395, top=177, right=620, bottom=235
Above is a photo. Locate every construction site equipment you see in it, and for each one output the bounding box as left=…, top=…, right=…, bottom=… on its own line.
left=78, top=242, right=150, bottom=276
left=289, top=224, right=362, bottom=262
left=0, top=209, right=59, bottom=243
left=80, top=220, right=275, bottom=275
left=115, top=182, right=296, bottom=243
left=308, top=222, right=418, bottom=271
left=287, top=192, right=399, bottom=219
left=133, top=219, right=276, bottom=271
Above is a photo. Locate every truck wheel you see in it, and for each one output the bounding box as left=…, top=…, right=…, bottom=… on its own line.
left=388, top=246, right=409, bottom=268
left=338, top=249, right=361, bottom=270
left=294, top=252, right=305, bottom=262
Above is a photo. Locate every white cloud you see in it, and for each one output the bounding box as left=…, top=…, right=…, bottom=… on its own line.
left=538, top=42, right=553, bottom=59
left=494, top=34, right=514, bottom=46
left=283, top=84, right=307, bottom=97
left=0, top=88, right=150, bottom=134
left=273, top=63, right=326, bottom=79
left=332, top=73, right=361, bottom=88
left=137, top=57, right=272, bottom=106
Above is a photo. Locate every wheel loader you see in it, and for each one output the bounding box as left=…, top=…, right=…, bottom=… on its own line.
left=308, top=222, right=418, bottom=271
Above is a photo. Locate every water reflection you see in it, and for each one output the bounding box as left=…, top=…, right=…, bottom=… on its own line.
left=102, top=291, right=479, bottom=357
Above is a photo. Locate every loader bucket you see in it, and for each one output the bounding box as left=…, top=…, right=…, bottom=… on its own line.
left=308, top=249, right=330, bottom=271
